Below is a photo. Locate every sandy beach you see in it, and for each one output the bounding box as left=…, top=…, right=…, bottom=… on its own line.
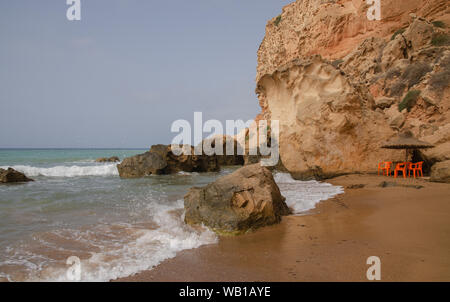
left=117, top=174, right=450, bottom=282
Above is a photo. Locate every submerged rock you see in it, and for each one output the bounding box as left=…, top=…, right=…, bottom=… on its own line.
left=0, top=168, right=34, bottom=183
left=184, top=164, right=291, bottom=234
left=378, top=181, right=423, bottom=189
left=430, top=160, right=450, bottom=183
left=117, top=144, right=219, bottom=178
left=95, top=156, right=120, bottom=163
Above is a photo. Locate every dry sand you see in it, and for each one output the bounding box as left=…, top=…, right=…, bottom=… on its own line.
left=116, top=174, right=450, bottom=282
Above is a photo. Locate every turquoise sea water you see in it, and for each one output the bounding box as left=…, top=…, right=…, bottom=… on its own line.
left=0, top=149, right=144, bottom=167
left=0, top=149, right=343, bottom=281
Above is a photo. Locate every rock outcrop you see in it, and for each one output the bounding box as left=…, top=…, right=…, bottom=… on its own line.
left=255, top=0, right=449, bottom=179
left=200, top=135, right=244, bottom=166
left=95, top=156, right=120, bottom=163
left=257, top=0, right=448, bottom=82
left=431, top=160, right=450, bottom=183
left=0, top=168, right=33, bottom=183
left=117, top=144, right=219, bottom=178
left=184, top=164, right=291, bottom=234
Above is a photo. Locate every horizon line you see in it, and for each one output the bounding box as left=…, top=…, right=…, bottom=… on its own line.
left=0, top=147, right=149, bottom=150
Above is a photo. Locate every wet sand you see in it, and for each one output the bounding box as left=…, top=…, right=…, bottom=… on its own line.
left=116, top=174, right=450, bottom=282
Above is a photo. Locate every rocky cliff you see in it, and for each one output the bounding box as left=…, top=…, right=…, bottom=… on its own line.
left=255, top=0, right=449, bottom=179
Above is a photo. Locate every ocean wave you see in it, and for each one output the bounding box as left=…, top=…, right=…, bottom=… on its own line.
left=0, top=164, right=119, bottom=177
left=22, top=200, right=217, bottom=282
left=274, top=172, right=344, bottom=214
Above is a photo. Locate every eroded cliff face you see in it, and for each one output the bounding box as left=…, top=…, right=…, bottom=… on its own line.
left=256, top=0, right=449, bottom=179
left=257, top=0, right=449, bottom=82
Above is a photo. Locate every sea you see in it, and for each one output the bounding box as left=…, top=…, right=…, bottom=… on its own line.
left=0, top=149, right=343, bottom=281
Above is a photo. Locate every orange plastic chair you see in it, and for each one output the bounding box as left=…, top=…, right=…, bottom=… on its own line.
left=377, top=162, right=384, bottom=175
left=409, top=161, right=424, bottom=178
left=382, top=161, right=392, bottom=176
left=378, top=162, right=392, bottom=176
left=394, top=162, right=408, bottom=178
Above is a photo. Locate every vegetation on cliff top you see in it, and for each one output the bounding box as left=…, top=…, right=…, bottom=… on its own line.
left=274, top=15, right=282, bottom=26
left=399, top=90, right=421, bottom=112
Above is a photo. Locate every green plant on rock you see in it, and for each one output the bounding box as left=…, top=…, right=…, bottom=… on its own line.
left=432, top=21, right=446, bottom=28
left=430, top=69, right=450, bottom=91
left=431, top=33, right=450, bottom=46
left=391, top=28, right=405, bottom=40
left=274, top=15, right=282, bottom=26
left=398, top=90, right=421, bottom=112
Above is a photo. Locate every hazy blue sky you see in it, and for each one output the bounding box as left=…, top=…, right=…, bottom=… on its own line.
left=0, top=0, right=291, bottom=148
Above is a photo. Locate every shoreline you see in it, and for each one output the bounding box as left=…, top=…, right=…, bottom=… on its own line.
left=116, top=174, right=450, bottom=282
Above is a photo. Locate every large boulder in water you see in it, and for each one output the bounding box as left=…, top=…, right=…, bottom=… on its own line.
left=184, top=164, right=291, bottom=234
left=117, top=152, right=168, bottom=178
left=430, top=160, right=450, bottom=183
left=0, top=168, right=34, bottom=183
left=153, top=145, right=219, bottom=174
left=200, top=135, right=244, bottom=166
left=117, top=144, right=219, bottom=178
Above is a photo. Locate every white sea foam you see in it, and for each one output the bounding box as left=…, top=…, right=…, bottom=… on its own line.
left=0, top=169, right=342, bottom=282
left=1, top=164, right=119, bottom=177
left=35, top=200, right=217, bottom=282
left=274, top=172, right=344, bottom=214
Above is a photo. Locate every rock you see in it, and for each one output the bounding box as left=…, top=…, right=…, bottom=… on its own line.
left=117, top=151, right=167, bottom=178
left=117, top=144, right=219, bottom=178
left=184, top=164, right=291, bottom=234
left=378, top=181, right=423, bottom=189
left=256, top=0, right=446, bottom=82
left=346, top=184, right=366, bottom=189
left=200, top=135, right=244, bottom=166
left=380, top=34, right=409, bottom=72
left=254, top=1, right=449, bottom=180
left=375, top=97, right=396, bottom=109
left=422, top=124, right=450, bottom=163
left=0, top=168, right=33, bottom=183
left=424, top=142, right=450, bottom=163
left=403, top=19, right=434, bottom=51
left=95, top=156, right=120, bottom=163
left=256, top=56, right=398, bottom=179
left=159, top=145, right=219, bottom=174
left=389, top=111, right=406, bottom=130
left=430, top=160, right=450, bottom=183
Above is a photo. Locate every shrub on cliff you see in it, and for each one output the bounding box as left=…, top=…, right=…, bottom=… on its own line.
left=431, top=33, right=450, bottom=46
left=391, top=28, right=405, bottom=40
left=274, top=15, right=282, bottom=26
left=389, top=81, right=406, bottom=97
left=432, top=21, right=446, bottom=28
left=398, top=90, right=421, bottom=112
left=429, top=55, right=450, bottom=91
left=401, top=62, right=432, bottom=89
left=430, top=70, right=450, bottom=92
left=385, top=67, right=401, bottom=80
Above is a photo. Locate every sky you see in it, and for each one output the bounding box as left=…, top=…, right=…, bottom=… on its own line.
left=0, top=0, right=292, bottom=148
